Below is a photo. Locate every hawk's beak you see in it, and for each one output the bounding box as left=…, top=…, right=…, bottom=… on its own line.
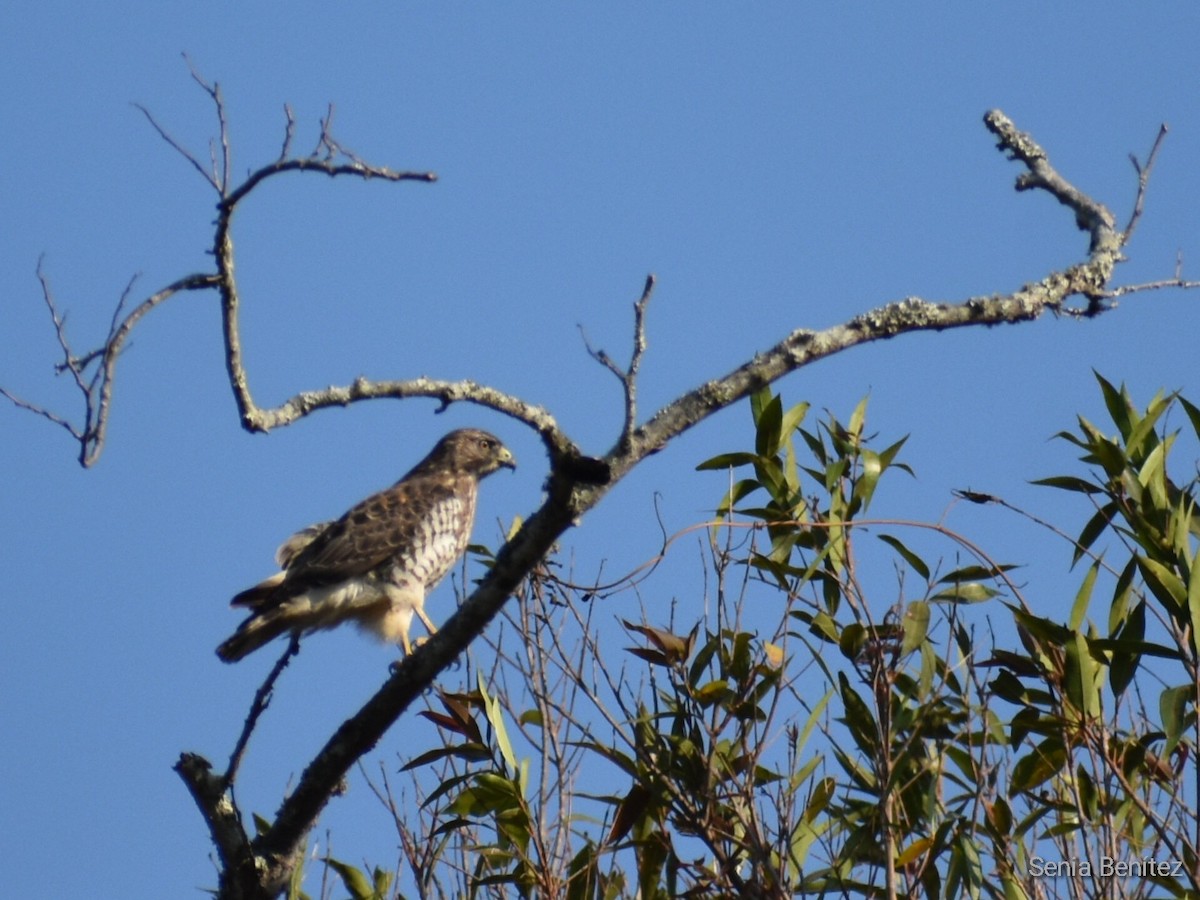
left=499, top=448, right=516, bottom=471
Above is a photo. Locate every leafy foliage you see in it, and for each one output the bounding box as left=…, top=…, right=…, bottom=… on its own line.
left=318, top=376, right=1200, bottom=899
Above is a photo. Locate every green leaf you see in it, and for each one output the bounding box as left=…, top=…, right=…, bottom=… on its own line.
left=838, top=622, right=866, bottom=660
left=937, top=564, right=1016, bottom=583
left=1126, top=389, right=1170, bottom=460
left=1161, top=684, right=1191, bottom=754
left=622, top=620, right=693, bottom=662
left=1137, top=440, right=1170, bottom=511
left=1031, top=474, right=1104, bottom=495
left=780, top=399, right=811, bottom=441
left=1072, top=502, right=1118, bottom=565
left=402, top=741, right=491, bottom=771
left=755, top=392, right=784, bottom=457
left=851, top=448, right=883, bottom=512
left=929, top=582, right=999, bottom=604
left=1087, top=635, right=1179, bottom=661
left=1010, top=738, right=1068, bottom=792
left=1077, top=414, right=1127, bottom=479
left=901, top=601, right=930, bottom=656
left=1137, top=555, right=1187, bottom=611
left=749, top=386, right=771, bottom=427
left=877, top=533, right=930, bottom=580
left=695, top=451, right=762, bottom=471
left=790, top=776, right=835, bottom=867
left=372, top=868, right=391, bottom=898
left=986, top=797, right=1012, bottom=837
left=479, top=673, right=519, bottom=777
left=1108, top=600, right=1146, bottom=699
left=837, top=672, right=878, bottom=757
left=1094, top=371, right=1133, bottom=441
left=1180, top=395, right=1200, bottom=445
left=323, top=857, right=375, bottom=900
left=848, top=395, right=869, bottom=442
left=566, top=841, right=600, bottom=900
left=711, top=478, right=762, bottom=518
left=1064, top=630, right=1101, bottom=719
left=568, top=741, right=637, bottom=778
left=1191, top=544, right=1200, bottom=660
left=795, top=688, right=834, bottom=753
left=1069, top=559, right=1100, bottom=630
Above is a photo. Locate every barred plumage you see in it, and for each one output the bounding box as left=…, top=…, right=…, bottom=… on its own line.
left=216, top=429, right=515, bottom=662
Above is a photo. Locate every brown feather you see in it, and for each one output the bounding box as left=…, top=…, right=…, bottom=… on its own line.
left=217, top=428, right=514, bottom=662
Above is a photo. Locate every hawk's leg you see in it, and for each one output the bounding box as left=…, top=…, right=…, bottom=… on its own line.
left=415, top=607, right=438, bottom=638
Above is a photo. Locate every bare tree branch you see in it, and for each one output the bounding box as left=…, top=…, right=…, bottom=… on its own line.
left=5, top=64, right=438, bottom=469
left=175, top=752, right=261, bottom=900
left=132, top=102, right=221, bottom=193
left=224, top=635, right=301, bottom=790
left=580, top=275, right=655, bottom=454
left=1123, top=122, right=1170, bottom=244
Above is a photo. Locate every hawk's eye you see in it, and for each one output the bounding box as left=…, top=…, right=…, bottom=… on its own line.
left=479, top=439, right=492, bottom=450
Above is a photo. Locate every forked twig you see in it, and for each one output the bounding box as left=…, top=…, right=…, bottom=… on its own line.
left=1123, top=123, right=1170, bottom=244
left=580, top=275, right=656, bottom=451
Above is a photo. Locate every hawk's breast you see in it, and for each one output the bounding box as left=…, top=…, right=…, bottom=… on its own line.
left=389, top=488, right=477, bottom=589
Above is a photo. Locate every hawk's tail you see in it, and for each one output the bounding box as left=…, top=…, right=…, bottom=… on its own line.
left=216, top=611, right=298, bottom=663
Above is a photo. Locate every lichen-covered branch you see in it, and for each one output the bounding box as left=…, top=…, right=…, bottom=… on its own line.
left=175, top=752, right=262, bottom=900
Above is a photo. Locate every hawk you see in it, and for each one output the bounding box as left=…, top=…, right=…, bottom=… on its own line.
left=216, top=428, right=515, bottom=662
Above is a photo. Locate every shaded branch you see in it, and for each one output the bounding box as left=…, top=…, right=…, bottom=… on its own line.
left=175, top=752, right=261, bottom=900
left=224, top=635, right=301, bottom=790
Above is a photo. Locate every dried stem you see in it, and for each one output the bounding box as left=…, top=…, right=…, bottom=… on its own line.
left=1123, top=122, right=1170, bottom=244
left=580, top=274, right=656, bottom=452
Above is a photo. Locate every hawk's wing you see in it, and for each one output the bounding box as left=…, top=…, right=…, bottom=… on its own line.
left=232, top=472, right=464, bottom=611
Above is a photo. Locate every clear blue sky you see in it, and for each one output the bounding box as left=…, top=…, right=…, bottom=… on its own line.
left=3, top=4, right=1198, bottom=896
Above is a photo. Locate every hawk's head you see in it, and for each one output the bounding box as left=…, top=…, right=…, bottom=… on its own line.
left=430, top=428, right=516, bottom=477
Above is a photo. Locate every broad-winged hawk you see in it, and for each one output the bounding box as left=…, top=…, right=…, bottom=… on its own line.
left=216, top=428, right=515, bottom=661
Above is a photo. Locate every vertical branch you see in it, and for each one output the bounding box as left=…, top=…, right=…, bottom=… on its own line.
left=1122, top=123, right=1169, bottom=244
left=183, top=52, right=232, bottom=195
left=580, top=274, right=656, bottom=453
